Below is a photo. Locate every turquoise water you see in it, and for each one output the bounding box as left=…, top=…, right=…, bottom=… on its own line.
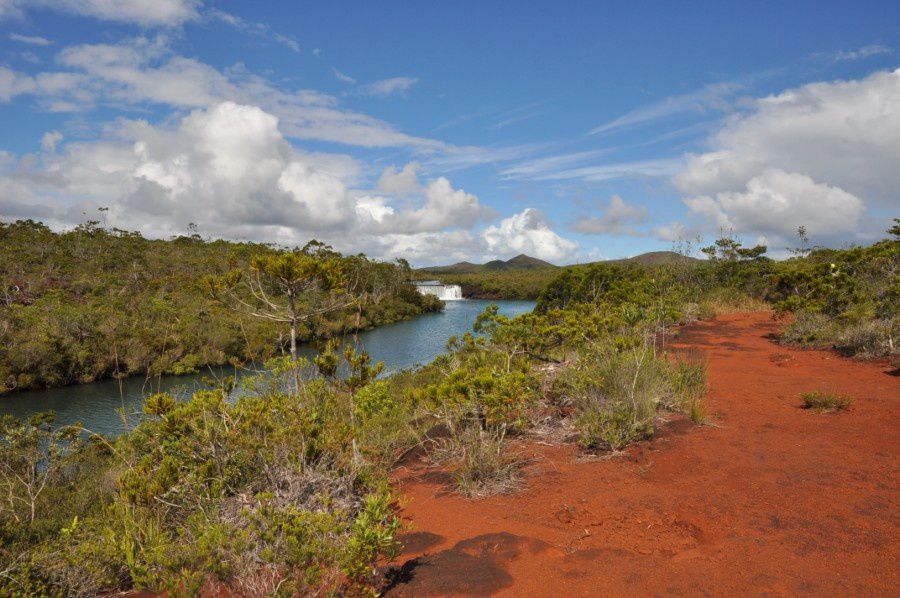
left=0, top=300, right=534, bottom=437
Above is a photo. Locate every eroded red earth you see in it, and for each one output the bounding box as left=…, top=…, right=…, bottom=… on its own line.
left=387, top=312, right=899, bottom=596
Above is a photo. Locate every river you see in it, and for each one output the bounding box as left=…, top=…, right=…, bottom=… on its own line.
left=0, top=300, right=535, bottom=437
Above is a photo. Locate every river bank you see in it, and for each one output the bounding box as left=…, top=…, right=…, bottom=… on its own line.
left=0, top=300, right=535, bottom=437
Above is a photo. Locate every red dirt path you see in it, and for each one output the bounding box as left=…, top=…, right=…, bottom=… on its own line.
left=386, top=312, right=900, bottom=596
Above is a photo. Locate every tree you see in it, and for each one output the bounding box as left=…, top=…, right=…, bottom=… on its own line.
left=889, top=218, right=900, bottom=240
left=207, top=252, right=352, bottom=364
left=0, top=412, right=81, bottom=524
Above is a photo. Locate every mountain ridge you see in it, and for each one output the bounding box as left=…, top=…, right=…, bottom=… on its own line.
left=418, top=251, right=698, bottom=274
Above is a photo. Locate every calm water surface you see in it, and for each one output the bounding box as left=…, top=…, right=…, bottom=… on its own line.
left=0, top=300, right=534, bottom=436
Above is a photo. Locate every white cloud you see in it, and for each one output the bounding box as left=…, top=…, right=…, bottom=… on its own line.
left=407, top=177, right=493, bottom=232
left=0, top=37, right=445, bottom=149
left=675, top=68, right=900, bottom=243
left=16, top=0, right=201, bottom=27
left=0, top=1, right=23, bottom=20
left=376, top=161, right=421, bottom=197
left=831, top=44, right=892, bottom=62
left=483, top=208, right=577, bottom=262
left=569, top=195, right=648, bottom=235
left=499, top=149, right=611, bottom=180
left=653, top=222, right=691, bottom=243
left=365, top=230, right=480, bottom=265
left=362, top=176, right=494, bottom=234
left=359, top=77, right=418, bottom=97
left=333, top=68, right=356, bottom=84
left=207, top=9, right=300, bottom=53
left=590, top=82, right=743, bottom=136
left=0, top=102, right=359, bottom=237
left=524, top=157, right=682, bottom=183
left=0, top=66, right=36, bottom=101
left=0, top=101, right=504, bottom=264
left=684, top=169, right=864, bottom=240
left=41, top=130, right=63, bottom=152
left=426, top=142, right=549, bottom=172
left=8, top=33, right=53, bottom=46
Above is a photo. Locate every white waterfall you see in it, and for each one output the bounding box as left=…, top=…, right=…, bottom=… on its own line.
left=413, top=281, right=464, bottom=301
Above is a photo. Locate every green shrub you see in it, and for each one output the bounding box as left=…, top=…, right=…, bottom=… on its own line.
left=801, top=391, right=853, bottom=412
left=577, top=400, right=655, bottom=451
left=780, top=312, right=839, bottom=347
left=553, top=345, right=707, bottom=451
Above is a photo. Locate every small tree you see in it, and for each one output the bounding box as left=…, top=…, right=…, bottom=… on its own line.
left=314, top=340, right=384, bottom=463
left=0, top=412, right=81, bottom=524
left=207, top=252, right=352, bottom=364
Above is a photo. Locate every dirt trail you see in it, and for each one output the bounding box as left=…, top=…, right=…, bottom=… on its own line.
left=387, top=312, right=899, bottom=596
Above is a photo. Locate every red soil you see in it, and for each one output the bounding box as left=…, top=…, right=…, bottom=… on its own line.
left=386, top=312, right=900, bottom=596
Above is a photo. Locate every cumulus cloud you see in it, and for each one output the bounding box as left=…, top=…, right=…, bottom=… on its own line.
left=0, top=101, right=505, bottom=263
left=675, top=68, right=900, bottom=243
left=359, top=77, right=418, bottom=97
left=376, top=161, right=421, bottom=197
left=357, top=176, right=494, bottom=234
left=569, top=195, right=648, bottom=235
left=399, top=177, right=493, bottom=232
left=0, top=103, right=356, bottom=236
left=684, top=169, right=864, bottom=239
left=483, top=208, right=578, bottom=262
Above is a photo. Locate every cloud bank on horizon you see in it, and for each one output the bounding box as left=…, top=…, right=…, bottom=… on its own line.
left=0, top=0, right=897, bottom=265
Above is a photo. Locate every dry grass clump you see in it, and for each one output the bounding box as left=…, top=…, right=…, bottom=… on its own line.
left=698, top=288, right=770, bottom=318
left=782, top=313, right=898, bottom=360
left=452, top=427, right=522, bottom=498
left=834, top=318, right=898, bottom=359
left=427, top=425, right=522, bottom=498
left=801, top=391, right=853, bottom=412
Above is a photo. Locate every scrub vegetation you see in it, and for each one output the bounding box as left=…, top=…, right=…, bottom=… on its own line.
left=0, top=220, right=441, bottom=395
left=0, top=219, right=895, bottom=595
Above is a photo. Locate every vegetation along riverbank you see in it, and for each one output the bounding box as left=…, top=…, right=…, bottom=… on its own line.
left=0, top=220, right=442, bottom=395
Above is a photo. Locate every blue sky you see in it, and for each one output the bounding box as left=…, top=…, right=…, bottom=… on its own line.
left=1, top=1, right=898, bottom=265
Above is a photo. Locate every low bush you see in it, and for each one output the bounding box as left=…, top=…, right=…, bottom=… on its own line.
left=780, top=312, right=839, bottom=347
left=553, top=342, right=707, bottom=451
left=801, top=391, right=853, bottom=412
left=450, top=427, right=521, bottom=498
left=834, top=317, right=898, bottom=358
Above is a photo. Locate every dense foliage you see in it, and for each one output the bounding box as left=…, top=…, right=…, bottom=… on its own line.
left=0, top=220, right=441, bottom=394
left=770, top=230, right=899, bottom=358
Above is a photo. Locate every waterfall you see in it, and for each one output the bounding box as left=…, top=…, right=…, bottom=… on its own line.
left=413, top=281, right=464, bottom=301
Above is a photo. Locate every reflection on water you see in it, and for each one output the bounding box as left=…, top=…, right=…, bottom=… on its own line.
left=0, top=300, right=534, bottom=437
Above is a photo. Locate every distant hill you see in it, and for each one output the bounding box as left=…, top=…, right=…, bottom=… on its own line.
left=602, top=251, right=700, bottom=267
left=420, top=254, right=557, bottom=274
left=414, top=251, right=700, bottom=301
left=419, top=251, right=697, bottom=274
